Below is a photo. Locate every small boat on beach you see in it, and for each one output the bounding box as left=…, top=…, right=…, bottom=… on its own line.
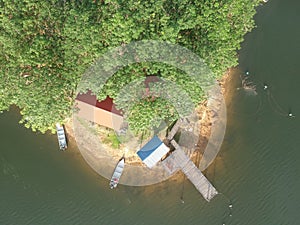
left=110, top=157, right=125, bottom=189
left=56, top=123, right=67, bottom=150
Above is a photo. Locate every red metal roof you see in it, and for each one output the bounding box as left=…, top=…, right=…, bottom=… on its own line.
left=76, top=91, right=123, bottom=116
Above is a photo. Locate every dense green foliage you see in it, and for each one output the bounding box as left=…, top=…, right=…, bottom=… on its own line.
left=0, top=0, right=262, bottom=133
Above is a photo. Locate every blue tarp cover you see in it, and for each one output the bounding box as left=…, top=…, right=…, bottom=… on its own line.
left=137, top=136, right=162, bottom=160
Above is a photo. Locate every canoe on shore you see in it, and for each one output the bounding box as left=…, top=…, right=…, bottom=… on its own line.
left=56, top=123, right=67, bottom=150
left=110, top=157, right=125, bottom=189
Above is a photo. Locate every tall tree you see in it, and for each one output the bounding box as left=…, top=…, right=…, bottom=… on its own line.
left=0, top=0, right=262, bottom=133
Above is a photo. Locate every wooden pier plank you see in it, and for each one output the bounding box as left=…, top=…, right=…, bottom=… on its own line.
left=168, top=140, right=218, bottom=201
left=167, top=119, right=183, bottom=141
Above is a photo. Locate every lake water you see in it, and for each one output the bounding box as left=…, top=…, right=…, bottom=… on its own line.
left=1, top=1, right=300, bottom=224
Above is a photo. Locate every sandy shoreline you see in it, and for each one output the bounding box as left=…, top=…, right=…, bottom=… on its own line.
left=64, top=68, right=235, bottom=182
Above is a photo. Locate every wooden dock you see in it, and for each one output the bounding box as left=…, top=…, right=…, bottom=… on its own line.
left=168, top=140, right=218, bottom=202
left=166, top=119, right=182, bottom=141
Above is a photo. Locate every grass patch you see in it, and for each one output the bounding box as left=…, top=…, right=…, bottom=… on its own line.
left=102, top=132, right=121, bottom=149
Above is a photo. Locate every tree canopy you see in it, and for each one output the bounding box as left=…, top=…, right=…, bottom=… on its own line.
left=0, top=0, right=262, bottom=133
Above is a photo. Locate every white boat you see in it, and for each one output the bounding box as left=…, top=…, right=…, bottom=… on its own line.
left=56, top=123, right=67, bottom=150
left=110, top=157, right=125, bottom=189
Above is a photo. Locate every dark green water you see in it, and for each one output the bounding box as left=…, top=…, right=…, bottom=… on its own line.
left=1, top=1, right=300, bottom=224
